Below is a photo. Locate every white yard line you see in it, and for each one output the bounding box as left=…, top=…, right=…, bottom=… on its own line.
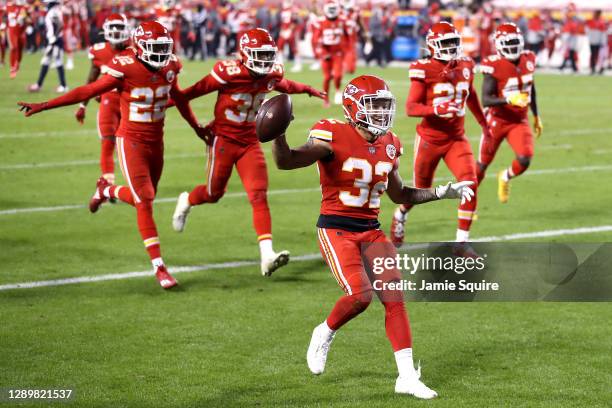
left=1, top=163, right=610, bottom=216
left=1, top=225, right=611, bottom=292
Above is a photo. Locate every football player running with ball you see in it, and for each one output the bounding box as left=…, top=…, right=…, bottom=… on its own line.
left=477, top=23, right=543, bottom=203
left=74, top=13, right=130, bottom=185
left=270, top=75, right=474, bottom=399
left=171, top=28, right=325, bottom=277
left=18, top=21, right=204, bottom=289
left=389, top=21, right=492, bottom=251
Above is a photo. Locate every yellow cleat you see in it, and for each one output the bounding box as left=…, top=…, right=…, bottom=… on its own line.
left=497, top=171, right=510, bottom=203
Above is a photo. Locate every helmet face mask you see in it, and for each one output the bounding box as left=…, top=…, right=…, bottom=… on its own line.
left=428, top=34, right=462, bottom=61
left=324, top=2, right=340, bottom=19
left=496, top=34, right=523, bottom=60
left=243, top=46, right=277, bottom=75
left=103, top=15, right=130, bottom=45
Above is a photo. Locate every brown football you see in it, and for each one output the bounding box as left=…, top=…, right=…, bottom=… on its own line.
left=256, top=93, right=294, bottom=143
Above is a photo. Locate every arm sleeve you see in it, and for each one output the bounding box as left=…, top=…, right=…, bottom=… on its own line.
left=466, top=84, right=487, bottom=127
left=181, top=74, right=224, bottom=100
left=405, top=80, right=435, bottom=117
left=45, top=75, right=121, bottom=110
left=274, top=78, right=314, bottom=94
left=170, top=81, right=201, bottom=130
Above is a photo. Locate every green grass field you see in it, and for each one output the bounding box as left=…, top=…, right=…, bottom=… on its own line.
left=1, top=53, right=611, bottom=407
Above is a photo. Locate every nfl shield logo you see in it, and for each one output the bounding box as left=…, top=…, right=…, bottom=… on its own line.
left=368, top=146, right=376, bottom=155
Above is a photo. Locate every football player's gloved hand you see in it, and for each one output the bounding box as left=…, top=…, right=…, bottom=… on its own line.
left=534, top=116, right=543, bottom=138
left=306, top=87, right=327, bottom=100
left=18, top=101, right=48, bottom=117
left=434, top=102, right=460, bottom=118
left=75, top=103, right=86, bottom=124
left=194, top=122, right=214, bottom=146
left=435, top=181, right=475, bottom=205
left=506, top=92, right=529, bottom=108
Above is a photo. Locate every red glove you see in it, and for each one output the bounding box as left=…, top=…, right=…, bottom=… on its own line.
left=307, top=87, right=327, bottom=100
left=18, top=101, right=48, bottom=117
left=75, top=104, right=86, bottom=124
left=194, top=121, right=214, bottom=146
left=433, top=102, right=460, bottom=118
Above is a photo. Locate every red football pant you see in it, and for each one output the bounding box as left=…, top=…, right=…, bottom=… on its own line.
left=321, top=52, right=344, bottom=94
left=115, top=137, right=164, bottom=261
left=7, top=27, right=25, bottom=71
left=277, top=36, right=297, bottom=57
left=344, top=41, right=357, bottom=74
left=477, top=119, right=533, bottom=182
left=318, top=227, right=412, bottom=351
left=97, top=92, right=121, bottom=175
left=405, top=134, right=478, bottom=232
left=188, top=137, right=272, bottom=241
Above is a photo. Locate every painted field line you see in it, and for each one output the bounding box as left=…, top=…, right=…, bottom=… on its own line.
left=1, top=225, right=611, bottom=292
left=0, top=153, right=204, bottom=170
left=2, top=163, right=612, bottom=216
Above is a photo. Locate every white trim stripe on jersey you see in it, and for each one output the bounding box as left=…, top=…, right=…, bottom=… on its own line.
left=96, top=109, right=103, bottom=140
left=319, top=228, right=352, bottom=296
left=412, top=133, right=422, bottom=187
left=116, top=137, right=141, bottom=204
left=317, top=228, right=345, bottom=291
left=309, top=129, right=333, bottom=141
left=210, top=70, right=227, bottom=84
left=101, top=65, right=124, bottom=78
left=409, top=69, right=425, bottom=79
left=206, top=136, right=218, bottom=197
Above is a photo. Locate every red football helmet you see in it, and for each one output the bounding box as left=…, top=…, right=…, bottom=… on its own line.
left=323, top=0, right=340, bottom=19
left=103, top=13, right=130, bottom=45
left=494, top=23, right=524, bottom=61
left=132, top=21, right=173, bottom=69
left=342, top=75, right=395, bottom=137
left=426, top=21, right=462, bottom=61
left=239, top=28, right=277, bottom=75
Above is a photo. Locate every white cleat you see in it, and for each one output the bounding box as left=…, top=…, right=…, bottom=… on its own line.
left=172, top=192, right=191, bottom=232
left=290, top=63, right=302, bottom=72
left=56, top=85, right=68, bottom=93
left=66, top=58, right=74, bottom=70
left=395, top=368, right=438, bottom=399
left=333, top=91, right=342, bottom=105
left=260, top=250, right=290, bottom=276
left=309, top=61, right=320, bottom=71
left=306, top=323, right=335, bottom=375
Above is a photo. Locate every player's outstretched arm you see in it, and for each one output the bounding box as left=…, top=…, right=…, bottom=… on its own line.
left=531, top=83, right=543, bottom=138
left=272, top=134, right=332, bottom=170
left=275, top=79, right=326, bottom=99
left=466, top=86, right=493, bottom=139
left=75, top=62, right=102, bottom=124
left=170, top=83, right=210, bottom=144
left=18, top=75, right=120, bottom=117
left=387, top=168, right=475, bottom=205
left=180, top=74, right=223, bottom=101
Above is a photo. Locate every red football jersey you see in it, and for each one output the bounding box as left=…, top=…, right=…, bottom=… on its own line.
left=480, top=51, right=536, bottom=123
left=279, top=7, right=297, bottom=39
left=88, top=42, right=122, bottom=101
left=313, top=16, right=348, bottom=54
left=343, top=9, right=360, bottom=45
left=209, top=59, right=284, bottom=145
left=408, top=57, right=476, bottom=141
left=102, top=48, right=182, bottom=143
left=309, top=119, right=402, bottom=220
left=6, top=4, right=27, bottom=29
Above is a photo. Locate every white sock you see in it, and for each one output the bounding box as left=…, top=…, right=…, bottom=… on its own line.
left=319, top=320, right=336, bottom=339
left=395, top=348, right=417, bottom=378
left=152, top=257, right=164, bottom=269
left=394, top=207, right=407, bottom=222
left=456, top=228, right=470, bottom=242
left=103, top=186, right=111, bottom=198
left=502, top=168, right=513, bottom=182
left=259, top=239, right=275, bottom=260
